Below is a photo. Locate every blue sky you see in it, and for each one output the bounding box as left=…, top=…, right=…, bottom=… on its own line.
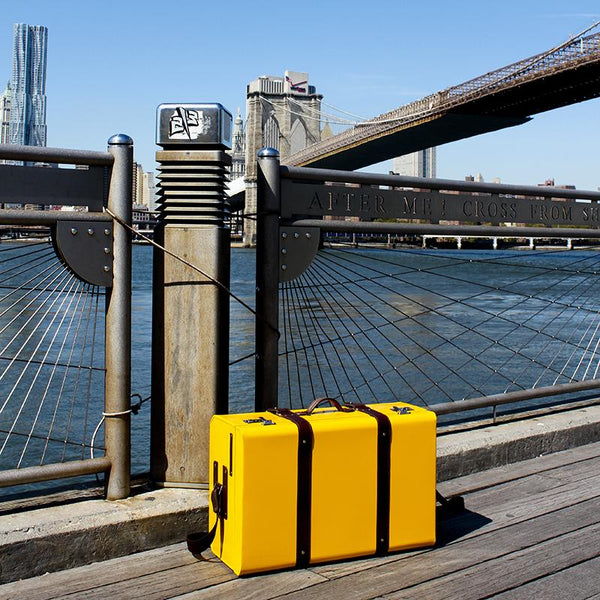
left=1, top=1, right=600, bottom=189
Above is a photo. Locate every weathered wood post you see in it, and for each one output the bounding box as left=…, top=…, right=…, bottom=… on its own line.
left=151, top=104, right=232, bottom=487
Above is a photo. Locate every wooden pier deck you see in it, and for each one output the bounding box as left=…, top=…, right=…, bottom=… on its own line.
left=1, top=441, right=599, bottom=600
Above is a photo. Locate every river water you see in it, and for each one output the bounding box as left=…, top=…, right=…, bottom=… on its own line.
left=128, top=244, right=600, bottom=474
left=2, top=243, right=599, bottom=488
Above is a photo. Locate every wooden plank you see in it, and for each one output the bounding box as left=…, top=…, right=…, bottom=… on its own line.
left=0, top=544, right=219, bottom=600
left=475, top=473, right=600, bottom=527
left=438, top=441, right=600, bottom=497
left=379, top=523, right=600, bottom=599
left=313, top=471, right=600, bottom=580
left=439, top=457, right=600, bottom=504
left=441, top=454, right=600, bottom=508
left=444, top=464, right=600, bottom=525
left=537, top=455, right=600, bottom=482
left=486, top=556, right=600, bottom=599
left=3, top=444, right=598, bottom=600
left=171, top=570, right=329, bottom=600
left=283, top=498, right=600, bottom=599
left=43, top=562, right=234, bottom=600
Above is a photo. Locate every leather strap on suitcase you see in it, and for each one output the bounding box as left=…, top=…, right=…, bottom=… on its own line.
left=274, top=398, right=394, bottom=561
left=268, top=405, right=315, bottom=568
left=187, top=462, right=228, bottom=555
left=345, top=402, right=392, bottom=555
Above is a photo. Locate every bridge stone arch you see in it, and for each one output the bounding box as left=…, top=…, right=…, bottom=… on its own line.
left=243, top=71, right=323, bottom=245
left=290, top=117, right=307, bottom=155
left=263, top=112, right=281, bottom=151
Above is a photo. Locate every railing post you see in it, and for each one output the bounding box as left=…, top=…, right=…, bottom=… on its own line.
left=105, top=134, right=133, bottom=500
left=255, top=148, right=281, bottom=411
left=151, top=104, right=232, bottom=487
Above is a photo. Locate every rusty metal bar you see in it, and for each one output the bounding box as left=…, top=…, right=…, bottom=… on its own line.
left=431, top=379, right=600, bottom=416
left=104, top=134, right=133, bottom=500
left=281, top=165, right=600, bottom=201
left=0, top=164, right=107, bottom=209
left=256, top=148, right=282, bottom=411
left=0, top=457, right=111, bottom=488
left=291, top=219, right=600, bottom=239
left=0, top=143, right=113, bottom=166
left=0, top=210, right=110, bottom=225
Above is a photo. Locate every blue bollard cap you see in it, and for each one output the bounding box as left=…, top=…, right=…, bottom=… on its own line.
left=258, top=147, right=280, bottom=158
left=108, top=133, right=133, bottom=145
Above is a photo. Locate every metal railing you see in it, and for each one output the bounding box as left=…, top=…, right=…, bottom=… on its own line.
left=255, top=152, right=600, bottom=423
left=0, top=139, right=132, bottom=499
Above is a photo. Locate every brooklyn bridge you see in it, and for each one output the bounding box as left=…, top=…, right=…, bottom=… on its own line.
left=286, top=30, right=600, bottom=170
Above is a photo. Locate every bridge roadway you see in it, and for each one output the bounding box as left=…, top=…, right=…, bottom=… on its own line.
left=287, top=32, right=600, bottom=170
left=2, top=439, right=599, bottom=599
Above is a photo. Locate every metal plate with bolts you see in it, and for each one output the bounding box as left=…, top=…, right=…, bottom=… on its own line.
left=279, top=226, right=320, bottom=283
left=53, top=220, right=114, bottom=287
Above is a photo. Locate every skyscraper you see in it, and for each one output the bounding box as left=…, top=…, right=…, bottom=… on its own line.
left=392, top=148, right=436, bottom=178
left=9, top=24, right=48, bottom=147
left=229, top=108, right=246, bottom=180
left=0, top=82, right=10, bottom=144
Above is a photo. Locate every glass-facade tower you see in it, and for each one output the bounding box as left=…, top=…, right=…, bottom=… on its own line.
left=392, top=148, right=436, bottom=178
left=9, top=24, right=48, bottom=146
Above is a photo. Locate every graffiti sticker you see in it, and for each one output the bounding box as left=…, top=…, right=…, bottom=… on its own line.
left=169, top=107, right=212, bottom=140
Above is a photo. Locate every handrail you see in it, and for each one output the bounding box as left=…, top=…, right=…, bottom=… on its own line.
left=0, top=143, right=113, bottom=166
left=0, top=210, right=111, bottom=225
left=281, top=165, right=600, bottom=201
left=0, top=138, right=132, bottom=500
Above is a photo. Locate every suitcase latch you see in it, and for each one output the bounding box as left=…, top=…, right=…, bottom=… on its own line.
left=243, top=417, right=276, bottom=426
left=391, top=406, right=413, bottom=415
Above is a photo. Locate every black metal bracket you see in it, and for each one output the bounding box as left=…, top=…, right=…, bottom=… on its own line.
left=53, top=220, right=113, bottom=287
left=279, top=226, right=320, bottom=283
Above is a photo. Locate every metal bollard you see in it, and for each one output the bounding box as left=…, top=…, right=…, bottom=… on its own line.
left=105, top=134, right=133, bottom=500
left=151, top=104, right=232, bottom=487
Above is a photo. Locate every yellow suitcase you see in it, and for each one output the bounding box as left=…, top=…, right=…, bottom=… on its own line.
left=195, top=398, right=436, bottom=575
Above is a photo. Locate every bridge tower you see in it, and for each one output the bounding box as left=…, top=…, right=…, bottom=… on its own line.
left=244, top=71, right=323, bottom=245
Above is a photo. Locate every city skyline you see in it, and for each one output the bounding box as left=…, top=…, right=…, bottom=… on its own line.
left=0, top=2, right=599, bottom=188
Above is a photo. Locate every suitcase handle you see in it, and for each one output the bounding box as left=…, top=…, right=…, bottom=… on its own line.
left=303, top=397, right=354, bottom=415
